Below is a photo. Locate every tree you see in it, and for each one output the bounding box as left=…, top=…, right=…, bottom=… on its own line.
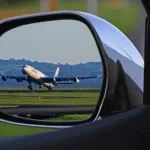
left=0, top=0, right=34, bottom=5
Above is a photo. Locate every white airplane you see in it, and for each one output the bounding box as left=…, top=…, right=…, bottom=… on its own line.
left=0, top=65, right=100, bottom=91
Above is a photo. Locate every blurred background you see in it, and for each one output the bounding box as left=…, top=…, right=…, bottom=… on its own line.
left=0, top=0, right=146, bottom=57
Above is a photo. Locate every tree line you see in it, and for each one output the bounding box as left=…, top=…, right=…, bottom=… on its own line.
left=0, top=0, right=36, bottom=5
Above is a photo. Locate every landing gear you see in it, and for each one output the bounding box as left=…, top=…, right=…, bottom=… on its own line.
left=48, top=87, right=53, bottom=91
left=27, top=81, right=33, bottom=91
left=28, top=85, right=33, bottom=91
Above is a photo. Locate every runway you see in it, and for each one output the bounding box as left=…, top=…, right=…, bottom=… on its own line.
left=0, top=105, right=95, bottom=119
left=0, top=89, right=98, bottom=119
left=0, top=89, right=100, bottom=93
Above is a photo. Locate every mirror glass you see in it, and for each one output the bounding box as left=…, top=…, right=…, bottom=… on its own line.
left=0, top=19, right=104, bottom=122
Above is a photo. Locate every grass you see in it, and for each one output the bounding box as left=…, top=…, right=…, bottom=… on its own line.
left=0, top=1, right=40, bottom=18
left=0, top=88, right=98, bottom=137
left=59, top=0, right=87, bottom=11
left=0, top=89, right=93, bottom=137
left=0, top=89, right=99, bottom=106
left=49, top=114, right=90, bottom=121
left=0, top=122, right=55, bottom=138
left=0, top=114, right=90, bottom=138
left=99, top=1, right=139, bottom=34
left=0, top=0, right=139, bottom=34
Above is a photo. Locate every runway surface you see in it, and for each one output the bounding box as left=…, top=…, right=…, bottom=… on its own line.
left=0, top=89, right=100, bottom=93
left=0, top=89, right=98, bottom=119
left=0, top=105, right=95, bottom=119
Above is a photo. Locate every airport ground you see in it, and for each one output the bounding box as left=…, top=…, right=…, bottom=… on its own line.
left=0, top=87, right=100, bottom=105
left=0, top=87, right=100, bottom=137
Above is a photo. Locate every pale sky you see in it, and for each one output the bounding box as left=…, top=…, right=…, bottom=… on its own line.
left=0, top=19, right=101, bottom=64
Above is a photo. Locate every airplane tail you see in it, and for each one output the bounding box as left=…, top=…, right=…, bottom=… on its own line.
left=54, top=67, right=60, bottom=78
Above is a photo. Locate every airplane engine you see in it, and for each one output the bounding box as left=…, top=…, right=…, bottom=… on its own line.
left=74, top=78, right=80, bottom=83
left=52, top=78, right=57, bottom=86
left=2, top=76, right=7, bottom=81
left=16, top=77, right=23, bottom=82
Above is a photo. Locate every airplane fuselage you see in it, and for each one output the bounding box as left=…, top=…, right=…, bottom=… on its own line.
left=22, top=65, right=54, bottom=89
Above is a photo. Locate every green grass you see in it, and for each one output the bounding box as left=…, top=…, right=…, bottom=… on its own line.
left=60, top=0, right=139, bottom=34
left=0, top=0, right=139, bottom=34
left=0, top=88, right=96, bottom=137
left=59, top=0, right=87, bottom=11
left=0, top=122, right=55, bottom=138
left=0, top=0, right=40, bottom=10
left=0, top=114, right=89, bottom=137
left=0, top=90, right=99, bottom=106
left=99, top=2, right=139, bottom=34
left=49, top=114, right=90, bottom=121
left=0, top=114, right=89, bottom=138
left=0, top=88, right=98, bottom=126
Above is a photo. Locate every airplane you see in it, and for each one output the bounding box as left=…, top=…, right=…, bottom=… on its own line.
left=0, top=65, right=100, bottom=91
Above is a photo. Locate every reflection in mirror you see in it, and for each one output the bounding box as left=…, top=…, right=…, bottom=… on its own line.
left=0, top=20, right=104, bottom=122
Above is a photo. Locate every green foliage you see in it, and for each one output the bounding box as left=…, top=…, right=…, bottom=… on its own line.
left=0, top=0, right=36, bottom=5
left=59, top=0, right=87, bottom=11
left=59, top=0, right=139, bottom=34
left=0, top=89, right=98, bottom=137
left=0, top=122, right=54, bottom=138
left=0, top=0, right=139, bottom=34
left=49, top=114, right=90, bottom=121
left=0, top=89, right=99, bottom=105
left=99, top=2, right=139, bottom=34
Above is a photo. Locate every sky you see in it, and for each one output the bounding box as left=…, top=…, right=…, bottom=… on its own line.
left=0, top=19, right=102, bottom=65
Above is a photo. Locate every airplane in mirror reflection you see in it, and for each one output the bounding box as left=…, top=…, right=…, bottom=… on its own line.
left=0, top=65, right=101, bottom=91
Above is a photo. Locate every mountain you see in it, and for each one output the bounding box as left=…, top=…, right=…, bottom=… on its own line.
left=0, top=59, right=104, bottom=88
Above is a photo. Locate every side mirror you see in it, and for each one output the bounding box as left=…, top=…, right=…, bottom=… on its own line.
left=0, top=11, right=143, bottom=128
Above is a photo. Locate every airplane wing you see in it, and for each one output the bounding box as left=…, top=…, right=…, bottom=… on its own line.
left=0, top=75, right=27, bottom=82
left=40, top=75, right=100, bottom=83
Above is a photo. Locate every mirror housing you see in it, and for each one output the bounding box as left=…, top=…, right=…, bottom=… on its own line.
left=0, top=11, right=143, bottom=128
